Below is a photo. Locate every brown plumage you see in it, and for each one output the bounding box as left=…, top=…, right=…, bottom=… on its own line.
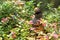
left=29, top=7, right=44, bottom=32
left=32, top=7, right=42, bottom=27
left=29, top=7, right=45, bottom=39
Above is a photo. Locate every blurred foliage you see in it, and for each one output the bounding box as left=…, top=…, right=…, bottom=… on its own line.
left=0, top=0, right=60, bottom=40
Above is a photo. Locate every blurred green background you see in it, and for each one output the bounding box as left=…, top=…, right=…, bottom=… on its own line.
left=0, top=0, right=60, bottom=40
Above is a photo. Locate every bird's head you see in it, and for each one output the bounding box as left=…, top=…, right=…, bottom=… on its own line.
left=34, top=7, right=42, bottom=19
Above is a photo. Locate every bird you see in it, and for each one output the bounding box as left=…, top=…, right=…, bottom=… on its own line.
left=29, top=7, right=45, bottom=40
left=31, top=7, right=42, bottom=27
left=29, top=7, right=45, bottom=32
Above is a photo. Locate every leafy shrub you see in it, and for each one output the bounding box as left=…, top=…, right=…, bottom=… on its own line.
left=0, top=0, right=60, bottom=40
